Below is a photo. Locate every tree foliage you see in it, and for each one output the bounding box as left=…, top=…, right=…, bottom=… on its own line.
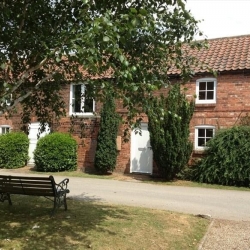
left=94, top=93, right=120, bottom=173
left=147, top=84, right=194, bottom=180
left=0, top=0, right=203, bottom=128
left=191, top=126, right=250, bottom=187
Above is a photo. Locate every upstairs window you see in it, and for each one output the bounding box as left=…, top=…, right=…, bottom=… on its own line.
left=196, top=78, right=217, bottom=104
left=69, top=83, right=95, bottom=116
left=195, top=126, right=215, bottom=150
left=0, top=126, right=10, bottom=134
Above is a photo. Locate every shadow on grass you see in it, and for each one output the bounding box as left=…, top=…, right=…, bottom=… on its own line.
left=0, top=195, right=131, bottom=250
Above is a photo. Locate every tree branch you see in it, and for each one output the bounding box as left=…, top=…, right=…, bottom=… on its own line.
left=6, top=73, right=55, bottom=112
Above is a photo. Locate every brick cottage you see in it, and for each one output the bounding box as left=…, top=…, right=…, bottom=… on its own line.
left=1, top=34, right=250, bottom=174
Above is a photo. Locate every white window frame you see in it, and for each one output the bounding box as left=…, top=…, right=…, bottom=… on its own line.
left=195, top=125, right=215, bottom=150
left=196, top=78, right=217, bottom=104
left=69, top=83, right=95, bottom=116
left=0, top=125, right=11, bottom=134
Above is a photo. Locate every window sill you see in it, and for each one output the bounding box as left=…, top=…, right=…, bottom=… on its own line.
left=195, top=103, right=216, bottom=108
left=193, top=149, right=208, bottom=155
left=69, top=113, right=96, bottom=118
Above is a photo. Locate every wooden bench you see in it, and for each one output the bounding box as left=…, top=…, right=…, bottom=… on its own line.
left=0, top=175, right=69, bottom=215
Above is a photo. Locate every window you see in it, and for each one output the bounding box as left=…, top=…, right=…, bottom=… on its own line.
left=196, top=78, right=217, bottom=104
left=195, top=126, right=215, bottom=150
left=69, top=83, right=95, bottom=116
left=0, top=126, right=10, bottom=134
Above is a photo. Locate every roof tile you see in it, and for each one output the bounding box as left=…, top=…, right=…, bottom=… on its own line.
left=170, top=34, right=250, bottom=74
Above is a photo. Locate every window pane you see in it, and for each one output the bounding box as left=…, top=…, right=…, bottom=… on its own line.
left=205, top=138, right=211, bottom=144
left=198, top=129, right=205, bottom=137
left=206, top=129, right=213, bottom=138
left=72, top=85, right=82, bottom=113
left=198, top=138, right=205, bottom=147
left=199, top=82, right=206, bottom=90
left=1, top=127, right=10, bottom=134
left=207, top=82, right=214, bottom=90
left=207, top=91, right=214, bottom=100
left=199, top=91, right=206, bottom=100
left=84, top=98, right=94, bottom=113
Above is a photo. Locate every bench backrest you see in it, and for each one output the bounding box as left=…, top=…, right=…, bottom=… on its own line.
left=0, top=175, right=56, bottom=197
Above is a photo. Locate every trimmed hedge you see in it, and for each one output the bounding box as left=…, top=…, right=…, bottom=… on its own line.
left=191, top=126, right=250, bottom=187
left=34, top=132, right=77, bottom=172
left=0, top=132, right=29, bottom=169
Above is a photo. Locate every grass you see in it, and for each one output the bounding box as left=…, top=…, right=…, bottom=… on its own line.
left=12, top=166, right=250, bottom=191
left=0, top=195, right=209, bottom=250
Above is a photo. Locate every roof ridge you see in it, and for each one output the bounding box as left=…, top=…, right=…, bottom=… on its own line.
left=195, top=34, right=250, bottom=43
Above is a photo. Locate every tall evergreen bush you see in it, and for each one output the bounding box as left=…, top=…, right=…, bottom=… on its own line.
left=94, top=94, right=120, bottom=173
left=191, top=126, right=250, bottom=187
left=147, top=84, right=194, bottom=180
left=0, top=132, right=29, bottom=169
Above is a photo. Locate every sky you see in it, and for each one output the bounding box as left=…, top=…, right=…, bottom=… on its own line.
left=185, top=0, right=250, bottom=40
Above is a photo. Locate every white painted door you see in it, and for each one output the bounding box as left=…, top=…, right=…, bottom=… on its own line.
left=28, top=123, right=50, bottom=166
left=130, top=123, right=153, bottom=174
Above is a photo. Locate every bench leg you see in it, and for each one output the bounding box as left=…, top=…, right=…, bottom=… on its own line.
left=51, top=193, right=67, bottom=215
left=0, top=193, right=12, bottom=205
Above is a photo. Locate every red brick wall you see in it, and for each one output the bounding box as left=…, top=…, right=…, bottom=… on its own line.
left=186, top=71, right=250, bottom=142
left=1, top=70, right=250, bottom=172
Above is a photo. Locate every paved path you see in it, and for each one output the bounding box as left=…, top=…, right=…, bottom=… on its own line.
left=1, top=169, right=250, bottom=221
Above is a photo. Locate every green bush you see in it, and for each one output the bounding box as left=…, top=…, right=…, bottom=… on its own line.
left=34, top=132, right=77, bottom=172
left=147, top=84, right=194, bottom=180
left=0, top=132, right=29, bottom=169
left=94, top=94, right=120, bottom=173
left=191, top=126, right=250, bottom=187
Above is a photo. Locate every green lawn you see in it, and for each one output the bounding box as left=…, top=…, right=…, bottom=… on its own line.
left=21, top=167, right=250, bottom=191
left=0, top=195, right=209, bottom=250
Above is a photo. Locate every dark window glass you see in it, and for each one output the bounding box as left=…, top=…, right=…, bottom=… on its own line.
left=207, top=91, right=214, bottom=100
left=199, top=82, right=206, bottom=90
left=198, top=138, right=205, bottom=147
left=84, top=98, right=94, bottom=113
left=207, top=82, right=214, bottom=90
left=72, top=84, right=94, bottom=113
left=206, top=129, right=214, bottom=138
left=197, top=128, right=214, bottom=147
left=72, top=85, right=82, bottom=113
left=198, top=129, right=205, bottom=137
left=199, top=91, right=206, bottom=100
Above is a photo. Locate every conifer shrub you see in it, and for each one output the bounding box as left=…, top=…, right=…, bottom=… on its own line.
left=147, top=84, right=195, bottom=180
left=94, top=94, right=120, bottom=173
left=191, top=126, right=250, bottom=187
left=34, top=132, right=77, bottom=172
left=0, top=132, right=29, bottom=169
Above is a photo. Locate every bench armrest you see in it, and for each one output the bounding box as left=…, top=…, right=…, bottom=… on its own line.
left=55, top=178, right=70, bottom=194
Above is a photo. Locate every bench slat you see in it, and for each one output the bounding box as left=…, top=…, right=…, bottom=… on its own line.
left=0, top=175, right=53, bottom=181
left=2, top=182, right=53, bottom=187
left=3, top=188, right=55, bottom=196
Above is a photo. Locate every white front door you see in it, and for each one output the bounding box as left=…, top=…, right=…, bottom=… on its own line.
left=130, top=123, right=153, bottom=174
left=28, top=123, right=50, bottom=166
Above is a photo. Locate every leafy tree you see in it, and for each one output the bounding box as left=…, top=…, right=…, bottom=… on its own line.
left=94, top=93, right=120, bottom=173
left=147, top=84, right=194, bottom=180
left=191, top=126, right=250, bottom=187
left=0, top=0, right=203, bottom=129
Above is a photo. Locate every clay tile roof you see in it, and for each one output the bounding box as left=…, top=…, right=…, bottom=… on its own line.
left=168, top=34, right=250, bottom=75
